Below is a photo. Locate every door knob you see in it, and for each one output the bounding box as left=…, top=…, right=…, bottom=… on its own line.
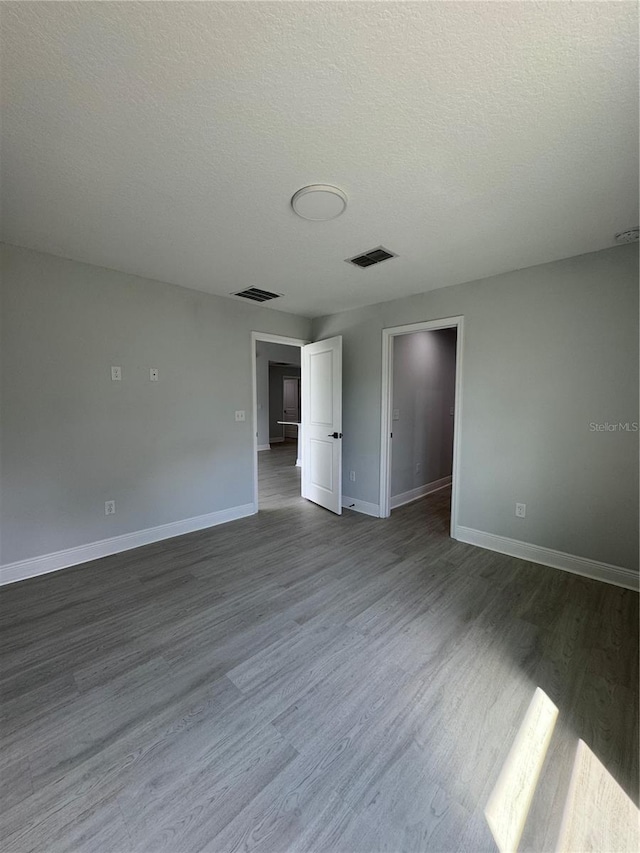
left=327, top=432, right=343, bottom=438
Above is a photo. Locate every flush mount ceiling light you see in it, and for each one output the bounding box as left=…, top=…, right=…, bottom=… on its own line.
left=291, top=185, right=347, bottom=221
left=614, top=227, right=639, bottom=243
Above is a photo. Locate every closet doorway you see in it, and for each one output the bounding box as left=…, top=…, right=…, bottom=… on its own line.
left=379, top=317, right=464, bottom=536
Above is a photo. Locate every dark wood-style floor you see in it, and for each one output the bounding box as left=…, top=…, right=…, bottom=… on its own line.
left=1, top=442, right=638, bottom=852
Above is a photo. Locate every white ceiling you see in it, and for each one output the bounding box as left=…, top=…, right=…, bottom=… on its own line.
left=1, top=2, right=638, bottom=318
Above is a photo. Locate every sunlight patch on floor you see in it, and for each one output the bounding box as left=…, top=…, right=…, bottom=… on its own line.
left=485, top=686, right=559, bottom=853
left=556, top=739, right=639, bottom=853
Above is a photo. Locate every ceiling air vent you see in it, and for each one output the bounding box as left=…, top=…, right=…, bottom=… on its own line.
left=346, top=246, right=397, bottom=268
left=233, top=287, right=282, bottom=303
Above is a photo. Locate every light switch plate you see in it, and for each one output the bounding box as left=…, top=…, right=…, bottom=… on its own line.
left=149, top=369, right=159, bottom=381
left=392, top=408, right=400, bottom=421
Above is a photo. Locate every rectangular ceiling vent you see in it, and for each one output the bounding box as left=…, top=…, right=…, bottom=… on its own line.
left=346, top=246, right=397, bottom=269
left=233, top=287, right=282, bottom=303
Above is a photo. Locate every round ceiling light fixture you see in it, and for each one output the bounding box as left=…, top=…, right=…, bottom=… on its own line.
left=614, top=227, right=639, bottom=243
left=291, top=184, right=347, bottom=221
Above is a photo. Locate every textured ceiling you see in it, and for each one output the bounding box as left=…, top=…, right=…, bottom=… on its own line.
left=1, top=1, right=638, bottom=318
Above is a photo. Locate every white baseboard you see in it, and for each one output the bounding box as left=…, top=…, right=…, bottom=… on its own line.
left=342, top=496, right=381, bottom=518
left=391, top=476, right=452, bottom=510
left=0, top=503, right=257, bottom=587
left=454, top=525, right=639, bottom=592
left=257, top=444, right=271, bottom=452
left=269, top=437, right=284, bottom=443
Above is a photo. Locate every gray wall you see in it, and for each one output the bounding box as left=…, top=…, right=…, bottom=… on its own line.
left=313, top=245, right=639, bottom=570
left=391, top=329, right=456, bottom=498
left=3, top=242, right=638, bottom=572
left=0, top=244, right=311, bottom=565
left=255, top=341, right=301, bottom=447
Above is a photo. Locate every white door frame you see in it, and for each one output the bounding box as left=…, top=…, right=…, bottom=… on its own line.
left=379, top=316, right=464, bottom=536
left=251, top=332, right=308, bottom=509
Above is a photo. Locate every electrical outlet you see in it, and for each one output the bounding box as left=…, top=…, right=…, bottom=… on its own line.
left=149, top=368, right=159, bottom=381
left=105, top=500, right=116, bottom=516
left=235, top=410, right=245, bottom=422
left=349, top=470, right=356, bottom=482
left=515, top=503, right=526, bottom=518
left=111, top=366, right=122, bottom=381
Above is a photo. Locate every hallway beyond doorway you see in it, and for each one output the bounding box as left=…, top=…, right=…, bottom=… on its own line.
left=258, top=441, right=301, bottom=511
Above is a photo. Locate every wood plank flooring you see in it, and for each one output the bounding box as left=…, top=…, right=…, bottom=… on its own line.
left=1, top=441, right=638, bottom=852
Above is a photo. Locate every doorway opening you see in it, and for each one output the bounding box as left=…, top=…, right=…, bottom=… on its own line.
left=282, top=376, right=301, bottom=461
left=252, top=332, right=344, bottom=516
left=252, top=333, right=306, bottom=511
left=380, top=317, right=463, bottom=537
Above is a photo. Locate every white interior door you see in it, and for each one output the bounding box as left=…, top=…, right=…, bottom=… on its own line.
left=302, top=336, right=342, bottom=514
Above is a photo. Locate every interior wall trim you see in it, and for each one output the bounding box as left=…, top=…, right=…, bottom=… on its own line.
left=454, top=525, right=639, bottom=591
left=390, top=476, right=452, bottom=510
left=341, top=496, right=381, bottom=518
left=0, top=503, right=257, bottom=586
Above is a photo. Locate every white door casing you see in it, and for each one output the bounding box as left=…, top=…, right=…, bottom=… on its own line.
left=251, top=332, right=308, bottom=510
left=379, top=316, right=464, bottom=535
left=302, top=336, right=342, bottom=514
